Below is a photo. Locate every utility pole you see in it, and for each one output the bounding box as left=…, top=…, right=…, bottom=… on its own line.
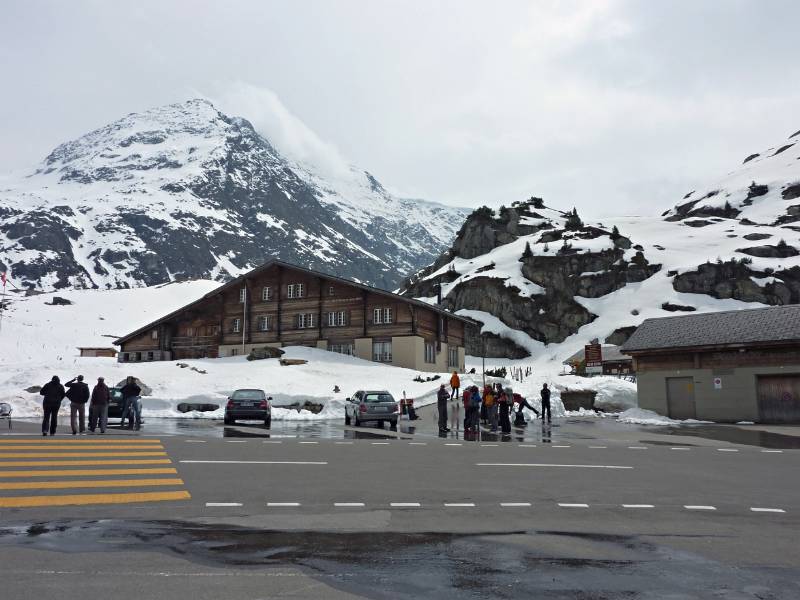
left=241, top=284, right=247, bottom=355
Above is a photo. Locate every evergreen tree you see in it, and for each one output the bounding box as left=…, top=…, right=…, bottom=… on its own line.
left=565, top=208, right=583, bottom=231
left=610, top=225, right=620, bottom=239
left=521, top=241, right=533, bottom=259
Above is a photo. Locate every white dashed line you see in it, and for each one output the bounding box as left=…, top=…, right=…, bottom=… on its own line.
left=444, top=503, right=476, bottom=507
left=263, top=440, right=283, bottom=444
left=445, top=443, right=462, bottom=446
left=518, top=444, right=537, bottom=448
left=335, top=441, right=353, bottom=445
left=477, top=463, right=632, bottom=469
left=371, top=442, right=390, bottom=445
left=670, top=447, right=691, bottom=450
left=185, top=440, right=207, bottom=443
left=628, top=446, right=648, bottom=450
left=589, top=446, right=607, bottom=449
left=558, top=503, right=589, bottom=508
left=390, top=502, right=421, bottom=508
left=299, top=441, right=319, bottom=445
left=334, top=502, right=366, bottom=507
left=205, top=502, right=242, bottom=507
left=267, top=502, right=301, bottom=507
left=500, top=502, right=531, bottom=507
left=552, top=445, right=571, bottom=448
left=761, top=450, right=783, bottom=453
left=225, top=440, right=247, bottom=443
left=717, top=448, right=739, bottom=452
left=684, top=505, right=716, bottom=511
left=408, top=442, right=427, bottom=445
left=622, top=504, right=655, bottom=509
left=481, top=444, right=499, bottom=447
left=750, top=507, right=786, bottom=513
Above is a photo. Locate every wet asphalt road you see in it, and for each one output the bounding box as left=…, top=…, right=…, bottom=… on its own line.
left=1, top=413, right=799, bottom=599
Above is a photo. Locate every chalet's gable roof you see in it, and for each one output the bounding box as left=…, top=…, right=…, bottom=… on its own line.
left=114, top=259, right=475, bottom=345
left=621, top=304, right=800, bottom=353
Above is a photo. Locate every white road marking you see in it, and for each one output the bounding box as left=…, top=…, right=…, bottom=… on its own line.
left=622, top=504, right=655, bottom=508
left=761, top=450, right=783, bottom=453
left=480, top=444, right=499, bottom=447
left=670, top=447, right=691, bottom=450
left=558, top=503, right=589, bottom=508
left=445, top=443, right=462, bottom=446
left=408, top=442, right=427, bottom=445
left=335, top=441, right=353, bottom=444
left=552, top=445, right=571, bottom=448
left=500, top=502, right=531, bottom=507
left=267, top=502, right=301, bottom=507
left=180, top=460, right=327, bottom=465
left=263, top=441, right=283, bottom=444
left=270, top=435, right=297, bottom=438
left=225, top=440, right=247, bottom=443
left=684, top=505, right=716, bottom=510
left=589, top=446, right=607, bottom=449
left=750, top=507, right=786, bottom=513
left=390, top=502, right=421, bottom=507
left=477, top=463, right=632, bottom=469
left=717, top=448, right=739, bottom=452
left=518, top=444, right=537, bottom=448
left=628, top=446, right=648, bottom=450
left=444, top=503, right=475, bottom=507
left=334, top=502, right=366, bottom=507
left=205, top=502, right=242, bottom=507
left=371, top=442, right=390, bottom=445
left=299, top=441, right=319, bottom=444
left=185, top=440, right=207, bottom=443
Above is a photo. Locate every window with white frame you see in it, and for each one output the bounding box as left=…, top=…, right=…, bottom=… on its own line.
left=373, top=341, right=392, bottom=362
left=151, top=329, right=158, bottom=340
left=239, top=288, right=246, bottom=303
left=424, top=342, right=436, bottom=364
left=448, top=346, right=459, bottom=368
left=232, top=318, right=241, bottom=333
left=329, top=286, right=335, bottom=296
left=262, top=286, right=272, bottom=301
left=329, top=343, right=354, bottom=356
left=296, top=313, right=316, bottom=329
left=230, top=348, right=239, bottom=357
left=327, top=311, right=347, bottom=327
left=287, top=283, right=305, bottom=299
left=257, top=315, right=272, bottom=331
left=373, top=307, right=393, bottom=324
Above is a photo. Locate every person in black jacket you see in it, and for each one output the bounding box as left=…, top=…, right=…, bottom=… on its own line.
left=65, top=375, right=90, bottom=434
left=39, top=376, right=66, bottom=436
left=540, top=384, right=552, bottom=422
left=120, top=377, right=142, bottom=429
left=437, top=384, right=450, bottom=433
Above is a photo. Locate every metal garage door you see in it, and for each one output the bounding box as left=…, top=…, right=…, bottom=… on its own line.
left=757, top=374, right=800, bottom=423
left=666, top=377, right=696, bottom=420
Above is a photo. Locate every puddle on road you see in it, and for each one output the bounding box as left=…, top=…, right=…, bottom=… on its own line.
left=653, top=426, right=800, bottom=449
left=1, top=520, right=797, bottom=599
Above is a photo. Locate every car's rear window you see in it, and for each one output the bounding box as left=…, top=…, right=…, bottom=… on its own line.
left=364, top=393, right=394, bottom=403
left=231, top=390, right=265, bottom=400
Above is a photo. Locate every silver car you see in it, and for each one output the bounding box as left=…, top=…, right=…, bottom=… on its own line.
left=345, top=390, right=399, bottom=427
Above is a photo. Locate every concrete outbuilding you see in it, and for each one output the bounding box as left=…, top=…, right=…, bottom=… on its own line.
left=622, top=305, right=800, bottom=423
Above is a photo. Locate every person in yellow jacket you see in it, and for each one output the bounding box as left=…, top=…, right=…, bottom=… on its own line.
left=483, top=385, right=498, bottom=432
left=449, top=371, right=460, bottom=400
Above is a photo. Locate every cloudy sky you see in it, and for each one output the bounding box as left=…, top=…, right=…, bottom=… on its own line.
left=2, top=0, right=798, bottom=217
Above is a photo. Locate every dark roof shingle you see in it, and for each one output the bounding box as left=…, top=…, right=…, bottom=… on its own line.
left=622, top=304, right=800, bottom=352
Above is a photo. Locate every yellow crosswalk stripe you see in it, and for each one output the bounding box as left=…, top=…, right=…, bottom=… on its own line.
left=0, top=452, right=167, bottom=458
left=0, top=439, right=161, bottom=444
left=0, top=459, right=173, bottom=467
left=0, top=478, right=185, bottom=490
left=0, top=490, right=191, bottom=508
left=0, top=445, right=164, bottom=450
left=0, top=468, right=178, bottom=478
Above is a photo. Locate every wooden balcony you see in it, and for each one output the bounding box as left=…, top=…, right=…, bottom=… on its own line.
left=171, top=335, right=219, bottom=348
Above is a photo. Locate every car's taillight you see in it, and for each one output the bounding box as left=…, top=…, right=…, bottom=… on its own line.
left=226, top=400, right=234, bottom=408
left=359, top=403, right=367, bottom=413
left=391, top=404, right=399, bottom=412
left=259, top=400, right=268, bottom=409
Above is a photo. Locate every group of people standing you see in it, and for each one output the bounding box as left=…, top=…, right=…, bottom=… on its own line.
left=438, top=372, right=552, bottom=435
left=38, top=375, right=142, bottom=436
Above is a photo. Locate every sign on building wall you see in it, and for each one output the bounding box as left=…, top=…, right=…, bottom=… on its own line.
left=713, top=377, right=722, bottom=390
left=585, top=343, right=602, bottom=375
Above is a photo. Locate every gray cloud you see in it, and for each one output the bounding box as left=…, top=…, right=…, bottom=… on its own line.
left=1, top=0, right=798, bottom=217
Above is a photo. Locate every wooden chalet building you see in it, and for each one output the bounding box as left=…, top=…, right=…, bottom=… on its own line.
left=114, top=260, right=471, bottom=373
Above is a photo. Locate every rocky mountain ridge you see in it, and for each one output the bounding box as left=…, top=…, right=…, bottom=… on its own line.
left=0, top=99, right=468, bottom=291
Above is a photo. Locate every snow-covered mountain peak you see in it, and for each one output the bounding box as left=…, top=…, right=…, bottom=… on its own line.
left=0, top=99, right=468, bottom=290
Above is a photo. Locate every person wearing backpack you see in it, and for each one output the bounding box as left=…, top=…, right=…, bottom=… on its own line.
left=469, top=386, right=482, bottom=432
left=483, top=385, right=498, bottom=432
left=498, top=386, right=513, bottom=434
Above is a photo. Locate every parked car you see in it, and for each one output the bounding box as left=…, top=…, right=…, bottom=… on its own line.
left=107, top=387, right=125, bottom=419
left=345, top=390, right=398, bottom=427
left=224, top=389, right=271, bottom=427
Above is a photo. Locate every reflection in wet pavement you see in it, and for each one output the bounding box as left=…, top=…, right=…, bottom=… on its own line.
left=1, top=520, right=797, bottom=599
left=654, top=425, right=800, bottom=449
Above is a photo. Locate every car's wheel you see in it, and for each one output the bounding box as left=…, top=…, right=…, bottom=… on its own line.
left=354, top=414, right=361, bottom=427
left=377, top=420, right=384, bottom=429
left=390, top=419, right=398, bottom=429
left=345, top=412, right=351, bottom=425
left=265, top=416, right=271, bottom=428
left=224, top=416, right=234, bottom=425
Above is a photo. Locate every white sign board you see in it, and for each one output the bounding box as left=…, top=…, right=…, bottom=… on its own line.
left=586, top=365, right=603, bottom=375
left=713, top=377, right=722, bottom=390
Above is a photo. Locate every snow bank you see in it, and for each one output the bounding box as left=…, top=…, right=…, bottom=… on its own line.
left=617, top=407, right=713, bottom=425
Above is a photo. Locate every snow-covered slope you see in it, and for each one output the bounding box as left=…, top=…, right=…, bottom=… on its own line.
left=0, top=99, right=468, bottom=291
left=401, top=128, right=800, bottom=364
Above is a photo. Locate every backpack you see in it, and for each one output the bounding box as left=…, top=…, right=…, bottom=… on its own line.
left=470, top=391, right=481, bottom=407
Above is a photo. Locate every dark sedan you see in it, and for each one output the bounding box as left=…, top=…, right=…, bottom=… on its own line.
left=224, top=389, right=272, bottom=427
